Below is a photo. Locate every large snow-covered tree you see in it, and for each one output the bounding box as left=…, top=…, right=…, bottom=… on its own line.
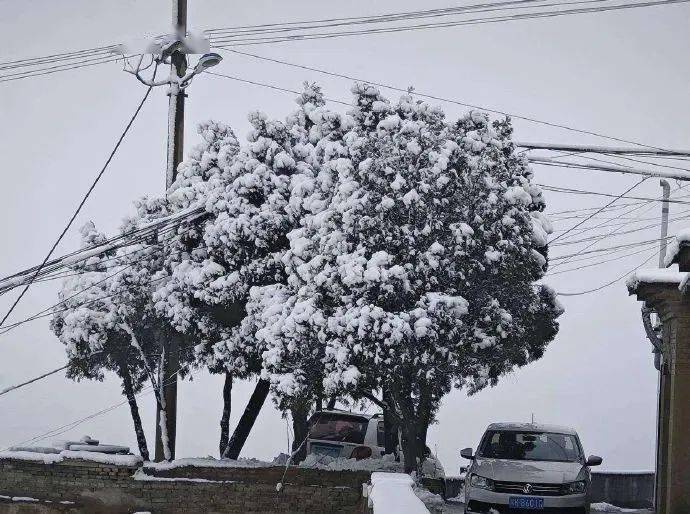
left=249, top=84, right=562, bottom=472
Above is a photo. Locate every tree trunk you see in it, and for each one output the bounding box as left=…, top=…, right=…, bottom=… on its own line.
left=120, top=365, right=150, bottom=461
left=291, top=403, right=310, bottom=464
left=223, top=378, right=270, bottom=459
left=219, top=372, right=233, bottom=457
left=400, top=418, right=421, bottom=475
left=326, top=395, right=337, bottom=410
left=382, top=387, right=400, bottom=456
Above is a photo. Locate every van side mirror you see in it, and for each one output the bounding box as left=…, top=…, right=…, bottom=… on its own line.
left=461, top=448, right=474, bottom=460
left=586, top=455, right=603, bottom=467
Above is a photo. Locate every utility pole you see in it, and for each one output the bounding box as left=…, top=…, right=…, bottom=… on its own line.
left=154, top=0, right=187, bottom=463
left=120, top=2, right=221, bottom=463
left=122, top=37, right=221, bottom=461
left=652, top=179, right=670, bottom=511
left=658, top=179, right=671, bottom=267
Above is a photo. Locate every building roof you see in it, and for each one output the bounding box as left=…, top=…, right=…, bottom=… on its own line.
left=626, top=269, right=687, bottom=294
left=486, top=422, right=578, bottom=435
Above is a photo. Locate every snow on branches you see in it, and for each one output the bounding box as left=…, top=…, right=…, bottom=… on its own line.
left=51, top=82, right=561, bottom=469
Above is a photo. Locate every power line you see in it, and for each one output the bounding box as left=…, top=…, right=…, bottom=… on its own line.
left=550, top=237, right=672, bottom=261
left=0, top=56, right=124, bottom=83
left=555, top=248, right=659, bottom=296
left=546, top=241, right=660, bottom=276
left=2, top=366, right=189, bottom=451
left=548, top=178, right=648, bottom=244
left=551, top=215, right=690, bottom=246
left=209, top=1, right=690, bottom=47
left=206, top=71, right=350, bottom=105
left=550, top=183, right=689, bottom=269
left=0, top=45, right=118, bottom=70
left=218, top=48, right=672, bottom=151
left=207, top=0, right=606, bottom=39
left=0, top=85, right=154, bottom=329
left=540, top=185, right=690, bottom=205
left=0, top=365, right=68, bottom=397
left=205, top=0, right=566, bottom=35
left=0, top=222, right=205, bottom=337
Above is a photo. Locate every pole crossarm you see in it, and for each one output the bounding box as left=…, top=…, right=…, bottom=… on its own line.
left=517, top=141, right=690, bottom=157
left=529, top=156, right=690, bottom=182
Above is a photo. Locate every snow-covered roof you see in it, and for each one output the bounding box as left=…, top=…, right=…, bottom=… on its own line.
left=486, top=422, right=577, bottom=435
left=664, top=229, right=690, bottom=267
left=626, top=269, right=688, bottom=294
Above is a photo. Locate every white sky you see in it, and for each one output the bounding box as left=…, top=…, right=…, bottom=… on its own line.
left=1, top=0, right=689, bottom=474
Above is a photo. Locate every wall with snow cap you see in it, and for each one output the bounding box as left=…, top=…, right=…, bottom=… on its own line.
left=0, top=455, right=370, bottom=513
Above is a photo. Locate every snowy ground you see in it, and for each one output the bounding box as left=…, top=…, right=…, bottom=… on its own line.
left=441, top=499, right=654, bottom=513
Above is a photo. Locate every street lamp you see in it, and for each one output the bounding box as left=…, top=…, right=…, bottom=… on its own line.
left=122, top=45, right=222, bottom=88
left=194, top=53, right=222, bottom=73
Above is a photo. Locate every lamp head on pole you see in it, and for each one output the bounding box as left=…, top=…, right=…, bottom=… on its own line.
left=194, top=52, right=222, bottom=73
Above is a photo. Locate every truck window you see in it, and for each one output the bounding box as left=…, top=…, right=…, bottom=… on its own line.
left=309, top=413, right=369, bottom=444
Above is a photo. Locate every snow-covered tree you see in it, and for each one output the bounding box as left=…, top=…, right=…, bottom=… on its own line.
left=51, top=221, right=157, bottom=460
left=155, top=100, right=320, bottom=458
left=249, top=84, right=562, bottom=472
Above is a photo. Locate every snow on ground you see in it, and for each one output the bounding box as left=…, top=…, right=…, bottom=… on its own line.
left=368, top=472, right=430, bottom=514
left=413, top=485, right=445, bottom=513
left=591, top=503, right=653, bottom=513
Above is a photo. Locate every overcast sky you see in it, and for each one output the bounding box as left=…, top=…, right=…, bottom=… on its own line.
left=1, top=0, right=689, bottom=474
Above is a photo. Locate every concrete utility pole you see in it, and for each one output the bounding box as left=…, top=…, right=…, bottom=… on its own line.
left=120, top=1, right=221, bottom=462
left=154, top=0, right=187, bottom=463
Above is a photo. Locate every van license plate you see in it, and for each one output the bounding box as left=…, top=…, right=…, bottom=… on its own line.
left=509, top=497, right=544, bottom=509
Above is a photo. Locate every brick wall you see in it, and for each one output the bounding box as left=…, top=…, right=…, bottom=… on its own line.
left=0, top=458, right=370, bottom=514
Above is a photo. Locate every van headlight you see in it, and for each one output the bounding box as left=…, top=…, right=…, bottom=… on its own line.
left=469, top=474, right=494, bottom=491
left=565, top=480, right=587, bottom=494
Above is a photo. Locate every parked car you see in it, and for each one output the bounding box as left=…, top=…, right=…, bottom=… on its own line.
left=461, top=422, right=602, bottom=514
left=306, top=410, right=445, bottom=479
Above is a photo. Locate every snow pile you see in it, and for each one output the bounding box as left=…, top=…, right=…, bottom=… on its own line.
left=626, top=269, right=687, bottom=293
left=60, top=450, right=141, bottom=466
left=145, top=457, right=273, bottom=470
left=0, top=449, right=141, bottom=466
left=413, top=485, right=445, bottom=513
left=591, top=503, right=640, bottom=512
left=0, top=450, right=64, bottom=464
left=7, top=446, right=60, bottom=454
left=368, top=472, right=430, bottom=514
left=301, top=453, right=404, bottom=472
left=0, top=495, right=39, bottom=503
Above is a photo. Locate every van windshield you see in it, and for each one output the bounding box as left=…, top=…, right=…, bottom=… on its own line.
left=479, top=431, right=582, bottom=462
left=309, top=413, right=368, bottom=444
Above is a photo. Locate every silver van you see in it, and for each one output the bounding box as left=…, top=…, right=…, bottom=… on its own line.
left=461, top=423, right=602, bottom=513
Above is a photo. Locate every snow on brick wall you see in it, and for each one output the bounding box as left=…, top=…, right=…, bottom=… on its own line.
left=0, top=457, right=369, bottom=513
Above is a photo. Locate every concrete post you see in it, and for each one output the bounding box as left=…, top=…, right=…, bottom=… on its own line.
left=629, top=247, right=690, bottom=514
